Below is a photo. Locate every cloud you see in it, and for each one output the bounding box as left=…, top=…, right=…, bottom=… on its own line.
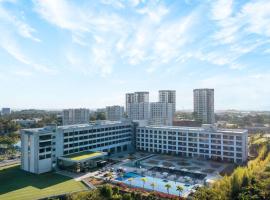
left=0, top=31, right=57, bottom=74
left=211, top=0, right=233, bottom=20
left=33, top=0, right=270, bottom=76
left=0, top=2, right=40, bottom=42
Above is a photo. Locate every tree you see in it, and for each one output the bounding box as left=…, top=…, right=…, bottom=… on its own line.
left=112, top=186, right=119, bottom=195
left=122, top=193, right=132, bottom=200
left=176, top=185, right=184, bottom=197
left=107, top=171, right=114, bottom=182
left=128, top=178, right=134, bottom=186
left=150, top=182, right=156, bottom=191
left=165, top=183, right=171, bottom=194
left=141, top=177, right=147, bottom=189
left=99, top=184, right=113, bottom=199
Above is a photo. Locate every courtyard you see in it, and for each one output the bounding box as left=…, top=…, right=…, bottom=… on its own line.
left=67, top=152, right=235, bottom=197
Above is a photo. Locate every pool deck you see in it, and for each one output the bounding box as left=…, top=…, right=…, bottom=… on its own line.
left=109, top=153, right=228, bottom=196
left=56, top=152, right=231, bottom=198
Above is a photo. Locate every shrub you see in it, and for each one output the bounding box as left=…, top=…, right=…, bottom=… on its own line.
left=99, top=184, right=113, bottom=199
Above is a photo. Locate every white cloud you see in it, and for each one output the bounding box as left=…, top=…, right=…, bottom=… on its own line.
left=0, top=3, right=40, bottom=42
left=211, top=0, right=233, bottom=20
left=33, top=0, right=270, bottom=77
left=242, top=0, right=270, bottom=36
left=212, top=0, right=270, bottom=43
left=136, top=2, right=169, bottom=23
left=197, top=0, right=270, bottom=70
left=0, top=31, right=57, bottom=74
left=33, top=0, right=88, bottom=32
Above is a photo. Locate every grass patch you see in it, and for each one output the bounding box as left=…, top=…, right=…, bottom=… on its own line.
left=64, top=151, right=104, bottom=161
left=0, top=165, right=86, bottom=200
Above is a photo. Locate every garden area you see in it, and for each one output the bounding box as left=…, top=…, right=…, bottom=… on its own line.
left=0, top=165, right=86, bottom=200
left=192, top=140, right=270, bottom=200
left=66, top=183, right=182, bottom=200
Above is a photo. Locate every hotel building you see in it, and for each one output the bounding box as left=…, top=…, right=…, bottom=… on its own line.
left=21, top=121, right=133, bottom=174
left=136, top=124, right=248, bottom=163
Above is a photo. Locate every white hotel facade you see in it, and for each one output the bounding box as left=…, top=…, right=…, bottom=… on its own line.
left=21, top=121, right=248, bottom=174
left=136, top=124, right=248, bottom=163
left=21, top=121, right=133, bottom=174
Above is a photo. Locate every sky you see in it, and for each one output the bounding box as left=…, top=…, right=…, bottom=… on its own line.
left=0, top=0, right=270, bottom=111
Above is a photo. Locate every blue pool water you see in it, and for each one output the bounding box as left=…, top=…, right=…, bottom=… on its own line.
left=115, top=172, right=141, bottom=181
left=115, top=172, right=195, bottom=197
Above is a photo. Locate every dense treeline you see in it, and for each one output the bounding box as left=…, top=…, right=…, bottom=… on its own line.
left=192, top=142, right=270, bottom=200
left=63, top=184, right=179, bottom=200
left=175, top=111, right=270, bottom=128
left=0, top=110, right=61, bottom=133
left=216, top=113, right=270, bottom=128
left=3, top=109, right=60, bottom=120
left=0, top=132, right=20, bottom=160
left=0, top=118, right=20, bottom=134
left=90, top=112, right=106, bottom=121
left=0, top=132, right=19, bottom=145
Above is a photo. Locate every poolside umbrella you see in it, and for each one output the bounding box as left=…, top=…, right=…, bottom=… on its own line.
left=163, top=172, right=168, bottom=177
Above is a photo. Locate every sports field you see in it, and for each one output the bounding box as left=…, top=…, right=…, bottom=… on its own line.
left=0, top=165, right=86, bottom=200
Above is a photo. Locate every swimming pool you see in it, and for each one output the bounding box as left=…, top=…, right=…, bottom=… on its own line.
left=115, top=172, right=141, bottom=181
left=115, top=172, right=196, bottom=197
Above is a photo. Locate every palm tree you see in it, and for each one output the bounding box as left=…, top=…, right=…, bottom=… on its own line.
left=150, top=182, right=156, bottom=191
left=119, top=172, right=124, bottom=180
left=165, top=183, right=171, bottom=194
left=128, top=177, right=134, bottom=186
left=176, top=185, right=184, bottom=197
left=107, top=172, right=114, bottom=182
left=141, top=177, right=147, bottom=189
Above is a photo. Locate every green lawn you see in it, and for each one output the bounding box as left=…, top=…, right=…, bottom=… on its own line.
left=0, top=165, right=86, bottom=200
left=64, top=151, right=104, bottom=161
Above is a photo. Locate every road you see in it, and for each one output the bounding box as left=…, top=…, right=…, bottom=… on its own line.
left=0, top=158, right=20, bottom=168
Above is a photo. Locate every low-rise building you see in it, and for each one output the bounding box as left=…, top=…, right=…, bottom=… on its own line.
left=21, top=121, right=133, bottom=174
left=21, top=122, right=248, bottom=174
left=136, top=124, right=248, bottom=163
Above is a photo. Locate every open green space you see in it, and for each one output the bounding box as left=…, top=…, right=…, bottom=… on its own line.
left=0, top=165, right=86, bottom=200
left=64, top=151, right=104, bottom=161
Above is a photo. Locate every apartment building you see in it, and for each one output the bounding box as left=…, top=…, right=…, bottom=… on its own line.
left=136, top=124, right=248, bottom=163
left=149, top=102, right=173, bottom=126
left=1, top=107, right=11, bottom=115
left=62, top=108, right=90, bottom=125
left=21, top=121, right=133, bottom=174
left=193, top=89, right=215, bottom=124
left=159, top=90, right=176, bottom=114
left=105, top=105, right=124, bottom=121
left=126, top=92, right=149, bottom=121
